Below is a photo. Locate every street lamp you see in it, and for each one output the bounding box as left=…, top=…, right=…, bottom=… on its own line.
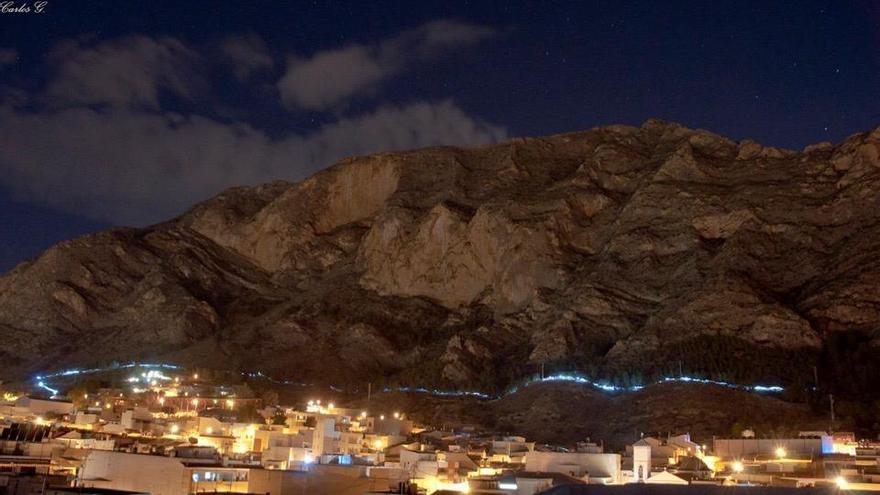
left=775, top=447, right=787, bottom=459
left=731, top=461, right=744, bottom=473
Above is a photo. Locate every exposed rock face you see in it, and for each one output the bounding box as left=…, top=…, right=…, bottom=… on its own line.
left=359, top=202, right=558, bottom=311
left=2, top=119, right=880, bottom=394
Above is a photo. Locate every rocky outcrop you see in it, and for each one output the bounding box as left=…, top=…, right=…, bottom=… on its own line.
left=359, top=202, right=558, bottom=311
left=2, top=119, right=880, bottom=395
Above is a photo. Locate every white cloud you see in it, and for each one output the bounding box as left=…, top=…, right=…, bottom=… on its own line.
left=279, top=46, right=386, bottom=111
left=44, top=35, right=200, bottom=108
left=0, top=29, right=505, bottom=226
left=218, top=34, right=274, bottom=80
left=0, top=101, right=506, bottom=226
left=278, top=20, right=496, bottom=111
left=391, top=19, right=497, bottom=55
left=0, top=48, right=17, bottom=67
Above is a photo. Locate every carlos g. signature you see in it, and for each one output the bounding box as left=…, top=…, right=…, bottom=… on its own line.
left=0, top=1, right=49, bottom=14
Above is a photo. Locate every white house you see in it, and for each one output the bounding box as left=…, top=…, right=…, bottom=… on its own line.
left=15, top=397, right=74, bottom=416
left=524, top=451, right=621, bottom=484
left=645, top=470, right=689, bottom=485
left=78, top=450, right=189, bottom=495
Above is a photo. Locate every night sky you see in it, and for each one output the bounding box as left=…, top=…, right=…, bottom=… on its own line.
left=0, top=0, right=878, bottom=272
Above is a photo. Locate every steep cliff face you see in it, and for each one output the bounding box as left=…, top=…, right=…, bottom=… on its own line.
left=2, top=119, right=880, bottom=395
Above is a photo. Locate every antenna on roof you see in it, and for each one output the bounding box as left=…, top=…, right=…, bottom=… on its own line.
left=829, top=394, right=835, bottom=432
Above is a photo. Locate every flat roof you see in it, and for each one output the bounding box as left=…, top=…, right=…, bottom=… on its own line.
left=22, top=397, right=74, bottom=404
left=516, top=471, right=586, bottom=484
left=48, top=486, right=147, bottom=495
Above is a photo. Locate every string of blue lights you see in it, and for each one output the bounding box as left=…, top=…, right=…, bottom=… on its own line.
left=32, top=362, right=784, bottom=401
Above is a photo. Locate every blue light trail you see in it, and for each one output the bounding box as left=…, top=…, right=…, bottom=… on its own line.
left=32, top=362, right=784, bottom=401
left=36, top=380, right=59, bottom=396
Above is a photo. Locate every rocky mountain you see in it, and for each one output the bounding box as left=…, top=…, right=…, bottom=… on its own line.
left=2, top=119, right=880, bottom=402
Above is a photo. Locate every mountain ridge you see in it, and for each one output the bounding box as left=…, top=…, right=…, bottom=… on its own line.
left=2, top=119, right=879, bottom=410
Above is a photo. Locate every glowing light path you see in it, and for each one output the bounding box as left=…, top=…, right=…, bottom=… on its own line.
left=33, top=363, right=783, bottom=401
left=505, top=373, right=784, bottom=395
left=34, top=362, right=181, bottom=382
left=36, top=380, right=59, bottom=396
left=388, top=373, right=783, bottom=400
left=388, top=386, right=493, bottom=400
